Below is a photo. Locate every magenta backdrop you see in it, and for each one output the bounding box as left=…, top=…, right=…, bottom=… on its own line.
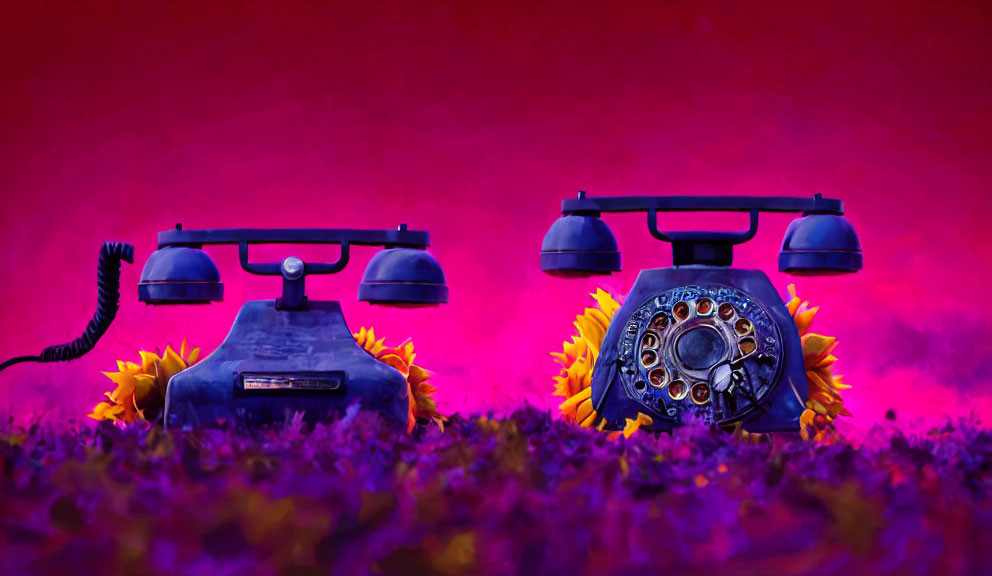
left=2, top=1, right=991, bottom=433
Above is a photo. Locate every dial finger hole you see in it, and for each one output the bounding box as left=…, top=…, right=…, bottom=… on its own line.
left=695, top=298, right=715, bottom=316
left=640, top=349, right=659, bottom=369
left=634, top=380, right=646, bottom=391
left=648, top=367, right=668, bottom=388
left=673, top=301, right=690, bottom=321
left=668, top=380, right=688, bottom=400
left=649, top=313, right=670, bottom=330
left=718, top=302, right=735, bottom=321
left=734, top=318, right=753, bottom=336
left=738, top=337, right=757, bottom=356
left=640, top=331, right=660, bottom=350
left=690, top=382, right=711, bottom=405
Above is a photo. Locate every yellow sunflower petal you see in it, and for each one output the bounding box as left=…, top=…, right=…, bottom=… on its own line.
left=138, top=350, right=160, bottom=373
left=574, top=315, right=605, bottom=350
left=133, top=373, right=159, bottom=403
left=354, top=326, right=369, bottom=347
left=806, top=370, right=835, bottom=392
left=415, top=382, right=438, bottom=396
left=106, top=375, right=137, bottom=404
left=88, top=401, right=117, bottom=421
left=412, top=385, right=444, bottom=421
left=102, top=370, right=136, bottom=390
left=576, top=365, right=591, bottom=398
left=811, top=354, right=837, bottom=369
left=558, top=385, right=593, bottom=413
left=794, top=306, right=819, bottom=336
left=802, top=333, right=838, bottom=369
left=592, top=288, right=621, bottom=318
left=585, top=307, right=612, bottom=334
left=562, top=359, right=588, bottom=397
left=824, top=401, right=848, bottom=418
left=622, top=412, right=653, bottom=438
left=806, top=398, right=829, bottom=415
left=161, top=346, right=187, bottom=379
left=354, top=327, right=388, bottom=356
left=786, top=284, right=802, bottom=315
left=553, top=336, right=589, bottom=367
left=576, top=398, right=595, bottom=423
left=377, top=353, right=410, bottom=377
left=579, top=409, right=598, bottom=428
left=831, top=374, right=851, bottom=390
left=408, top=365, right=431, bottom=386
left=384, top=341, right=416, bottom=366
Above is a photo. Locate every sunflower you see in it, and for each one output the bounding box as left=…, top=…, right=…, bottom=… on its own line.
left=552, top=289, right=617, bottom=429
left=89, top=339, right=201, bottom=423
left=354, top=327, right=445, bottom=434
left=787, top=284, right=852, bottom=442
left=553, top=286, right=850, bottom=441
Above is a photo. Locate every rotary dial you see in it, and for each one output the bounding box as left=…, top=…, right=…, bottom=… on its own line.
left=617, top=285, right=783, bottom=425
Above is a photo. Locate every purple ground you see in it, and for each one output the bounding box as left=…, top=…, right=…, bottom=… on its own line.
left=3, top=409, right=991, bottom=575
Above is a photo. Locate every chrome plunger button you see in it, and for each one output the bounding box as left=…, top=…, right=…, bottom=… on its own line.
left=282, top=256, right=305, bottom=280
left=674, top=326, right=728, bottom=371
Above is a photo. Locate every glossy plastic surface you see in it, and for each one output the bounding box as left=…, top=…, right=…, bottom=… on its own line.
left=138, top=246, right=224, bottom=304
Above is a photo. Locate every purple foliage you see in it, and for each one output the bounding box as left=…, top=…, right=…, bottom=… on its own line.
left=2, top=409, right=991, bottom=575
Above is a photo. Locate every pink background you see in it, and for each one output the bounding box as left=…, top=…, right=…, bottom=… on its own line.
left=2, top=1, right=990, bottom=432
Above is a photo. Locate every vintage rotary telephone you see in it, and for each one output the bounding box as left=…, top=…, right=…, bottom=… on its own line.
left=137, top=224, right=447, bottom=429
left=541, top=192, right=862, bottom=432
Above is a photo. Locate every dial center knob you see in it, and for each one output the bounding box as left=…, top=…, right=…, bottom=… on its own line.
left=675, top=326, right=727, bottom=370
